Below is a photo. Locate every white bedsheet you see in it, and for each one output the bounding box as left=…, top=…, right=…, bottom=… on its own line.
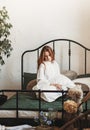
left=73, top=77, right=90, bottom=89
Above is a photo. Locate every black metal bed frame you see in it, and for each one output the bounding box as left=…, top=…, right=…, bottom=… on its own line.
left=0, top=39, right=90, bottom=127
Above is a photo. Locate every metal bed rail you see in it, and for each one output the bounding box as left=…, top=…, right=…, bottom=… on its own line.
left=0, top=89, right=66, bottom=119
left=0, top=89, right=89, bottom=118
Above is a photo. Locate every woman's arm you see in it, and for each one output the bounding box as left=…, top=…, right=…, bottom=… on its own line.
left=50, top=83, right=62, bottom=90
left=37, top=63, right=46, bottom=81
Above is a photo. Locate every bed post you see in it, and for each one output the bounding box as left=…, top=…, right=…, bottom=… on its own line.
left=68, top=41, right=71, bottom=70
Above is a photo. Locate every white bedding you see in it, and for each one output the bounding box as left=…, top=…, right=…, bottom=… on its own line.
left=73, top=77, right=90, bottom=90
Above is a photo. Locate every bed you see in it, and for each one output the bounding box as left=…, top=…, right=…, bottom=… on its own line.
left=0, top=39, right=90, bottom=127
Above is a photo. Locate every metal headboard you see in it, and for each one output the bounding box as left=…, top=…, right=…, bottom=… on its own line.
left=21, top=39, right=90, bottom=89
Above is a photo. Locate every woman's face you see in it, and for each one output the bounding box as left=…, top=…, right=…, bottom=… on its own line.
left=44, top=51, right=52, bottom=62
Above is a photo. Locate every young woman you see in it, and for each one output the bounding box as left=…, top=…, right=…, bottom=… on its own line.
left=33, top=46, right=76, bottom=102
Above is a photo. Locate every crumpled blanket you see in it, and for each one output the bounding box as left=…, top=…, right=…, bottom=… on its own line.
left=5, top=124, right=34, bottom=130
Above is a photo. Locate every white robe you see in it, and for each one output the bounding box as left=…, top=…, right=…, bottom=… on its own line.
left=33, top=61, right=75, bottom=102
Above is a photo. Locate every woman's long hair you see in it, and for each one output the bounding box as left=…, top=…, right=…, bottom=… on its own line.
left=38, top=46, right=55, bottom=68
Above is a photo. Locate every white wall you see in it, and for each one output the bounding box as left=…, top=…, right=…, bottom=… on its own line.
left=0, top=0, right=90, bottom=89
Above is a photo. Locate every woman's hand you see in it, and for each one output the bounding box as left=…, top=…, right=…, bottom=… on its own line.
left=50, top=83, right=62, bottom=90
